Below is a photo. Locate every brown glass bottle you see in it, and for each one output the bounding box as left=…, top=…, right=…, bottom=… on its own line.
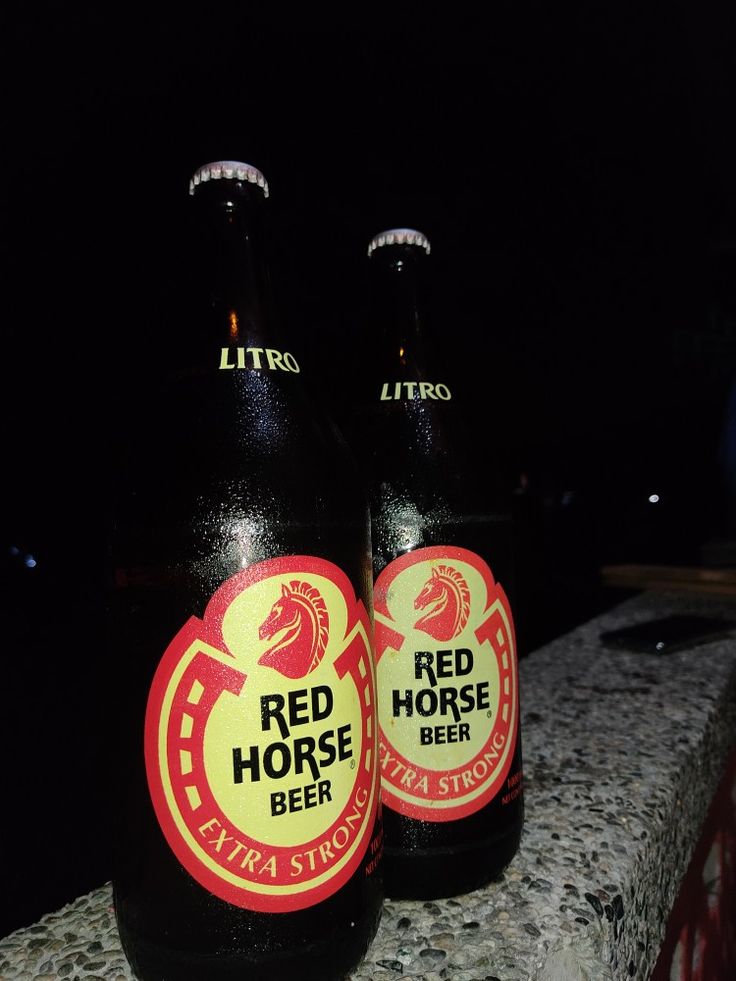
left=339, top=228, right=524, bottom=899
left=109, top=162, right=383, bottom=981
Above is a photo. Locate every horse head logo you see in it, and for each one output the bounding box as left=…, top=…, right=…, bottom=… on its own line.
left=413, top=564, right=470, bottom=641
left=258, top=580, right=329, bottom=679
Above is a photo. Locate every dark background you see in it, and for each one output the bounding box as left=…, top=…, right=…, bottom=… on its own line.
left=1, top=3, right=735, bottom=940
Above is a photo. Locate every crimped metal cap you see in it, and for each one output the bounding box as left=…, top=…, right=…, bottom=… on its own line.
left=367, top=227, right=431, bottom=257
left=189, top=160, right=269, bottom=198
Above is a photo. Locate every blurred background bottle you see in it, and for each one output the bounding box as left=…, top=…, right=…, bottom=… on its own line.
left=338, top=228, right=524, bottom=899
left=109, top=161, right=383, bottom=981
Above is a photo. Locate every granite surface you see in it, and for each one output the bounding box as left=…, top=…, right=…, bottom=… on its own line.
left=2, top=588, right=735, bottom=981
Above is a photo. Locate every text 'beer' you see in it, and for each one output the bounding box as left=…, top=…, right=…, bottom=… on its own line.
left=110, top=161, right=383, bottom=981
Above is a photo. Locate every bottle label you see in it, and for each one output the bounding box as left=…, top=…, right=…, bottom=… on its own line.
left=145, top=555, right=379, bottom=912
left=374, top=545, right=518, bottom=822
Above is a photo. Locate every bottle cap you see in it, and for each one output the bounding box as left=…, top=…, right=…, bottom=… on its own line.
left=367, top=227, right=431, bottom=257
left=189, top=160, right=269, bottom=198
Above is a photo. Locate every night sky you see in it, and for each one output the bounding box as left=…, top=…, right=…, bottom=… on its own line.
left=1, top=4, right=735, bottom=937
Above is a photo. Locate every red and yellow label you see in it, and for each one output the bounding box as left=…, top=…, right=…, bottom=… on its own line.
left=145, top=555, right=378, bottom=912
left=374, top=545, right=518, bottom=822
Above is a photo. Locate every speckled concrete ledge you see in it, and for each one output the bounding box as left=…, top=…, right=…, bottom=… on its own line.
left=2, top=589, right=735, bottom=981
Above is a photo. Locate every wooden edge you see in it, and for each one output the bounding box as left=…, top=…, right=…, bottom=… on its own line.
left=600, top=564, right=736, bottom=597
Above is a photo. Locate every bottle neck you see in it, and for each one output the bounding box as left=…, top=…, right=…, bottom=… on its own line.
left=363, top=243, right=460, bottom=466
left=369, top=247, right=428, bottom=365
left=190, top=181, right=276, bottom=346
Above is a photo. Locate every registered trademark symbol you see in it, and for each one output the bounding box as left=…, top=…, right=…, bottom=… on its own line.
left=350, top=759, right=356, bottom=769
left=487, top=710, right=492, bottom=718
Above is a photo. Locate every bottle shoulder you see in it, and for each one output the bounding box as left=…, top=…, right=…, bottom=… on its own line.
left=116, top=358, right=366, bottom=514
left=339, top=372, right=516, bottom=538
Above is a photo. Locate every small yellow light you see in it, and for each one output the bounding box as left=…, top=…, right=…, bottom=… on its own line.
left=229, top=310, right=239, bottom=339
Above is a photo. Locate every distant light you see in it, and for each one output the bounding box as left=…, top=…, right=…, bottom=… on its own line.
left=24, top=555, right=37, bottom=568
left=9, top=545, right=20, bottom=556
left=648, top=494, right=660, bottom=504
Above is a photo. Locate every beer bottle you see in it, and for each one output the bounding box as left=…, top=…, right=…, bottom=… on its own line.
left=109, top=161, right=383, bottom=981
left=341, top=227, right=524, bottom=899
